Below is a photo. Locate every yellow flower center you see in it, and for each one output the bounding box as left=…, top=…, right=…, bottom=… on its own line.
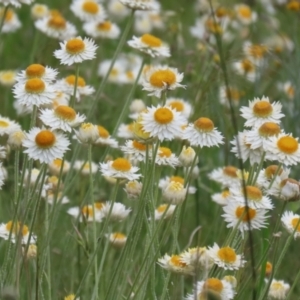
left=216, top=7, right=228, bottom=18
left=168, top=100, right=184, bottom=112
left=157, top=204, right=167, bottom=213
left=149, top=69, right=176, bottom=88
left=244, top=186, right=262, bottom=201
left=25, top=78, right=45, bottom=93
left=35, top=130, right=56, bottom=148
left=287, top=0, right=300, bottom=11
left=0, top=120, right=9, bottom=128
left=286, top=85, right=295, bottom=97
left=112, top=232, right=126, bottom=239
left=66, top=38, right=85, bottom=55
left=223, top=166, right=238, bottom=177
left=205, top=18, right=223, bottom=34
left=53, top=158, right=63, bottom=167
left=217, top=247, right=237, bottom=263
left=238, top=5, right=252, bottom=19
left=54, top=106, right=76, bottom=121
left=47, top=15, right=66, bottom=29
left=194, top=117, right=214, bottom=132
left=26, top=64, right=45, bottom=78
left=235, top=206, right=256, bottom=222
left=140, top=33, right=162, bottom=47
left=5, top=221, right=29, bottom=236
left=170, top=176, right=184, bottom=185
left=277, top=136, right=298, bottom=154
left=170, top=255, right=186, bottom=267
left=97, top=21, right=112, bottom=31
left=265, top=261, right=273, bottom=276
left=112, top=158, right=132, bottom=171
left=204, top=278, right=224, bottom=293
left=253, top=101, right=273, bottom=117
left=132, top=140, right=147, bottom=151
left=81, top=205, right=94, bottom=217
left=226, top=88, right=241, bottom=102
left=0, top=71, right=15, bottom=82
left=265, top=165, right=283, bottom=179
left=48, top=175, right=58, bottom=184
left=95, top=202, right=104, bottom=210
left=97, top=125, right=109, bottom=138
left=3, top=9, right=14, bottom=22
left=222, top=189, right=230, bottom=198
left=291, top=217, right=300, bottom=232
left=82, top=1, right=99, bottom=14
left=168, top=181, right=184, bottom=192
left=64, top=294, right=76, bottom=300
left=259, top=122, right=280, bottom=137
left=126, top=71, right=134, bottom=80
left=65, top=75, right=86, bottom=87
left=241, top=59, right=254, bottom=73
left=158, top=147, right=172, bottom=158
left=154, top=107, right=174, bottom=124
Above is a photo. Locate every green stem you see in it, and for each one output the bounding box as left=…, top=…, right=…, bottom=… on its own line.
left=70, top=64, right=80, bottom=108
left=0, top=5, right=9, bottom=43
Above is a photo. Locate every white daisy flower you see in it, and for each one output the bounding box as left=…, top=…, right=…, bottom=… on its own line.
left=129, top=99, right=146, bottom=120
left=101, top=201, right=131, bottom=222
left=107, top=0, right=130, bottom=18
left=281, top=211, right=300, bottom=239
left=142, top=65, right=185, bottom=97
left=107, top=232, right=127, bottom=248
left=264, top=133, right=300, bottom=166
left=39, top=106, right=85, bottom=132
left=234, top=4, right=257, bottom=25
left=267, top=279, right=290, bottom=299
left=222, top=202, right=268, bottom=237
left=31, top=4, right=49, bottom=20
left=121, top=139, right=150, bottom=161
left=35, top=14, right=77, bottom=41
left=83, top=20, right=120, bottom=39
left=70, top=0, right=106, bottom=22
left=16, top=64, right=58, bottom=84
left=117, top=123, right=135, bottom=139
left=74, top=160, right=98, bottom=175
left=185, top=278, right=235, bottom=300
left=124, top=180, right=143, bottom=199
left=54, top=36, right=98, bottom=66
left=44, top=191, right=70, bottom=205
left=153, top=147, right=180, bottom=168
left=0, top=221, right=36, bottom=244
left=0, top=8, right=21, bottom=33
left=75, top=123, right=99, bottom=144
left=231, top=130, right=264, bottom=165
left=208, top=166, right=240, bottom=188
left=154, top=204, right=176, bottom=220
left=48, top=158, right=70, bottom=176
left=128, top=33, right=170, bottom=57
left=178, top=146, right=196, bottom=167
left=22, top=168, right=41, bottom=186
left=165, top=98, right=192, bottom=119
left=23, top=128, right=70, bottom=164
left=256, top=165, right=289, bottom=190
left=140, top=105, right=186, bottom=141
left=279, top=81, right=295, bottom=100
left=0, top=70, right=17, bottom=86
left=162, top=181, right=187, bottom=205
left=219, top=86, right=242, bottom=108
left=183, top=117, right=224, bottom=147
left=67, top=204, right=103, bottom=222
left=207, top=243, right=246, bottom=270
left=0, top=116, right=21, bottom=136
left=158, top=253, right=195, bottom=275
left=243, top=42, right=268, bottom=66
left=240, top=97, right=284, bottom=128
left=97, top=59, right=126, bottom=84
left=119, top=0, right=160, bottom=11
left=268, top=177, right=300, bottom=202
left=180, top=247, right=213, bottom=271
left=159, top=176, right=196, bottom=194
left=212, top=190, right=231, bottom=206
left=95, top=125, right=118, bottom=148
left=232, top=58, right=257, bottom=82
left=13, top=78, right=56, bottom=108
left=99, top=157, right=141, bottom=181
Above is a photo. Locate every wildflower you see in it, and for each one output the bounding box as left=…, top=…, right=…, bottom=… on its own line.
left=124, top=180, right=143, bottom=199
left=121, top=139, right=150, bottom=161
left=75, top=123, right=99, bottom=144
left=129, top=99, right=146, bottom=120
left=54, top=36, right=97, bottom=66
left=223, top=276, right=237, bottom=289
left=108, top=232, right=127, bottom=247
left=0, top=70, right=17, bottom=86
left=212, top=190, right=231, bottom=206
left=180, top=247, right=214, bottom=271
left=240, top=96, right=284, bottom=128
left=0, top=146, right=6, bottom=160
left=74, top=160, right=98, bottom=175
left=70, top=0, right=106, bottom=22
left=83, top=20, right=120, bottom=39
left=186, top=277, right=235, bottom=300
left=0, top=7, right=21, bottom=33
left=234, top=4, right=257, bottom=25
left=159, top=176, right=196, bottom=194
left=95, top=125, right=118, bottom=148
left=162, top=181, right=187, bottom=205
left=140, top=105, right=186, bottom=141
left=219, top=86, right=242, bottom=107
left=154, top=204, right=176, bottom=220
left=31, top=4, right=49, bottom=20
left=128, top=33, right=170, bottom=57
left=0, top=116, right=21, bottom=136
left=281, top=211, right=300, bottom=238
left=44, top=191, right=70, bottom=205
left=158, top=254, right=194, bottom=275
left=13, top=78, right=56, bottom=107
left=153, top=147, right=180, bottom=167
left=178, top=146, right=196, bottom=167
left=23, top=244, right=37, bottom=259
left=166, top=98, right=192, bottom=119
left=0, top=0, right=33, bottom=7
left=97, top=59, right=125, bottom=84
left=39, top=106, right=85, bottom=132
left=278, top=81, right=295, bottom=100
left=222, top=202, right=268, bottom=236
left=67, top=204, right=103, bottom=222
left=232, top=58, right=257, bottom=82
left=64, top=294, right=79, bottom=300
left=183, top=117, right=224, bottom=147
left=207, top=243, right=246, bottom=270
left=119, top=0, right=159, bottom=11
left=142, top=65, right=185, bottom=97
left=208, top=166, right=240, bottom=188
left=16, top=64, right=57, bottom=84
left=48, top=158, right=70, bottom=176
left=23, top=128, right=70, bottom=164
left=0, top=221, right=36, bottom=244
left=99, top=157, right=141, bottom=181
left=267, top=279, right=290, bottom=299
left=101, top=202, right=131, bottom=221
left=243, top=42, right=268, bottom=66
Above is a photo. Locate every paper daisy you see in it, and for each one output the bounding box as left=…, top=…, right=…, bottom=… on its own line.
left=154, top=204, right=176, bottom=220
left=48, top=158, right=70, bottom=176
left=207, top=243, right=246, bottom=270
left=159, top=176, right=196, bottom=194
left=0, top=221, right=36, bottom=244
left=232, top=58, right=257, bottom=82
left=208, top=166, right=240, bottom=188
left=74, top=160, right=98, bottom=175
left=99, top=157, right=141, bottom=181
left=108, top=232, right=127, bottom=248
left=140, top=105, right=186, bottom=141
left=101, top=202, right=131, bottom=222
left=67, top=204, right=103, bottom=222
left=13, top=78, right=56, bottom=107
left=162, top=181, right=187, bottom=205
left=153, top=147, right=180, bottom=167
left=44, top=191, right=70, bottom=205
left=264, top=133, right=300, bottom=166
left=124, top=180, right=143, bottom=199
left=39, top=106, right=85, bottom=132
left=243, top=42, right=268, bottom=66
left=0, top=70, right=17, bottom=86
left=165, top=98, right=192, bottom=119
left=158, top=254, right=194, bottom=275
left=222, top=202, right=268, bottom=236
left=128, top=33, right=170, bottom=57
left=75, top=123, right=99, bottom=144
left=212, top=190, right=233, bottom=206
left=0, top=8, right=21, bottom=33
left=234, top=4, right=257, bottom=25
left=268, top=279, right=290, bottom=299
left=95, top=125, right=118, bottom=148
left=70, top=0, right=106, bottom=22
left=186, top=278, right=235, bottom=300
left=129, top=99, right=146, bottom=120
left=281, top=211, right=300, bottom=238
left=178, top=146, right=196, bottom=167
left=54, top=36, right=97, bottom=66
left=183, top=117, right=224, bottom=147
left=268, top=177, right=300, bottom=202
left=16, top=64, right=58, bottom=84
left=142, top=65, right=185, bottom=97
left=119, top=0, right=159, bottom=11
left=240, top=97, right=284, bottom=128
left=23, top=128, right=70, bottom=164
left=121, top=139, right=150, bottom=161
left=0, top=116, right=21, bottom=136
left=35, top=14, right=77, bottom=40
left=219, top=86, right=242, bottom=108
left=180, top=247, right=213, bottom=271
left=83, top=20, right=120, bottom=39
left=31, top=4, right=49, bottom=20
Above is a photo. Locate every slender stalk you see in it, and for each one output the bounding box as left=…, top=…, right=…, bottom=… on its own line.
left=0, top=5, right=9, bottom=44
left=70, top=64, right=80, bottom=108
